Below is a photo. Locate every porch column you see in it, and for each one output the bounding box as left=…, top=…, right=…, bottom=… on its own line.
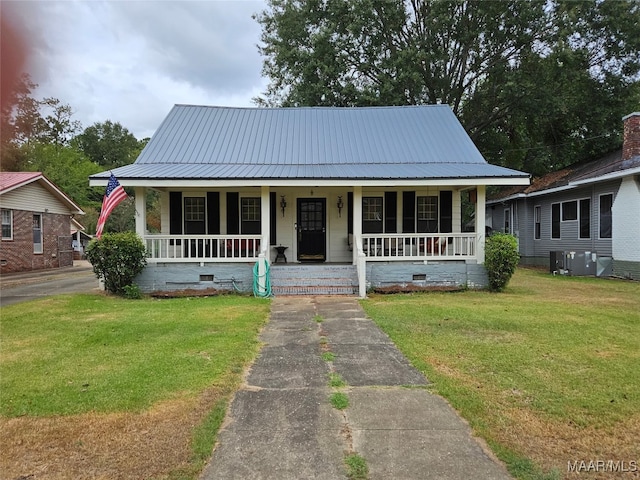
left=134, top=187, right=146, bottom=238
left=261, top=185, right=270, bottom=255
left=475, top=185, right=486, bottom=264
left=352, top=186, right=362, bottom=264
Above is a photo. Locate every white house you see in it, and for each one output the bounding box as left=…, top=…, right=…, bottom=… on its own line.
left=90, top=105, right=529, bottom=296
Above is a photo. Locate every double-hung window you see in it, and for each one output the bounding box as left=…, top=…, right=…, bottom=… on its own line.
left=599, top=194, right=613, bottom=239
left=362, top=197, right=383, bottom=233
left=1, top=209, right=12, bottom=240
left=241, top=197, right=261, bottom=234
left=534, top=206, right=541, bottom=240
left=33, top=214, right=43, bottom=254
left=417, top=196, right=438, bottom=233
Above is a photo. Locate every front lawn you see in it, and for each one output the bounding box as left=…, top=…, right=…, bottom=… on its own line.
left=361, top=268, right=640, bottom=480
left=0, top=293, right=270, bottom=479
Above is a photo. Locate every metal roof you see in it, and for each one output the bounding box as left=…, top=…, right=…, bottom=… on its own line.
left=91, top=105, right=529, bottom=182
left=0, top=171, right=85, bottom=214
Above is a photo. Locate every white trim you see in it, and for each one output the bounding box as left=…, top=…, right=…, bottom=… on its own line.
left=89, top=177, right=530, bottom=188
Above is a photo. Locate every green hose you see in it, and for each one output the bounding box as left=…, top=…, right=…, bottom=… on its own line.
left=253, top=258, right=272, bottom=298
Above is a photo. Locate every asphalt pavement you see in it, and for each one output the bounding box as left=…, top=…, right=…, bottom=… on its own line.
left=0, top=261, right=98, bottom=307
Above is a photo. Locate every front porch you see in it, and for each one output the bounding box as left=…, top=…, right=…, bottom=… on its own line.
left=133, top=184, right=487, bottom=297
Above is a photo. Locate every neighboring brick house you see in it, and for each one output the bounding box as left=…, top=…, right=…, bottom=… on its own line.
left=487, top=113, right=640, bottom=280
left=0, top=172, right=85, bottom=274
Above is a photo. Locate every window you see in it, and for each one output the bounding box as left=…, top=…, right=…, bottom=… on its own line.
left=534, top=205, right=541, bottom=240
left=599, top=194, right=613, bottom=239
left=33, top=214, right=43, bottom=254
left=503, top=208, right=511, bottom=234
left=579, top=199, right=590, bottom=239
left=551, top=203, right=560, bottom=239
left=184, top=197, right=205, bottom=234
left=1, top=209, right=12, bottom=240
left=362, top=197, right=383, bottom=233
left=562, top=201, right=577, bottom=221
left=417, top=196, right=438, bottom=233
left=241, top=197, right=261, bottom=222
left=241, top=197, right=261, bottom=234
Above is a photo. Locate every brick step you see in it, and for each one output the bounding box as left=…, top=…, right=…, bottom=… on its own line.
left=271, top=277, right=356, bottom=286
left=269, top=264, right=358, bottom=295
left=272, top=285, right=358, bottom=296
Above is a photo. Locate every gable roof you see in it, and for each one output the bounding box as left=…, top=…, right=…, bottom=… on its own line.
left=489, top=147, right=640, bottom=203
left=90, top=105, right=529, bottom=186
left=0, top=172, right=85, bottom=215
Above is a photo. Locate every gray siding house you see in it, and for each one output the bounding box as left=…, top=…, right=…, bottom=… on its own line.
left=487, top=112, right=640, bottom=280
left=90, top=105, right=529, bottom=296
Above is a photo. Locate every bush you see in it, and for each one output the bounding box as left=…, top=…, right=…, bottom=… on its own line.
left=484, top=233, right=520, bottom=292
left=85, top=232, right=147, bottom=295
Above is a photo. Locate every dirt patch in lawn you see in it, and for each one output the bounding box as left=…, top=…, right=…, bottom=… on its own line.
left=0, top=388, right=223, bottom=480
left=150, top=287, right=231, bottom=298
left=496, top=409, right=640, bottom=479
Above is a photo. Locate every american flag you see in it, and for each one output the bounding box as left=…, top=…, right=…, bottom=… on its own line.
left=95, top=173, right=128, bottom=238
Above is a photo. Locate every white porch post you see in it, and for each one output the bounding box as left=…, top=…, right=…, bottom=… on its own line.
left=475, top=185, right=486, bottom=264
left=134, top=187, right=146, bottom=238
left=261, top=185, right=270, bottom=253
left=255, top=185, right=270, bottom=296
left=352, top=186, right=362, bottom=265
left=353, top=186, right=367, bottom=298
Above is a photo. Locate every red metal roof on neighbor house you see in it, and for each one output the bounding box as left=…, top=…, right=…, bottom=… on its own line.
left=0, top=171, right=42, bottom=192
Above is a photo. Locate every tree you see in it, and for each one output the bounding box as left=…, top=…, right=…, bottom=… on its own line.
left=255, top=0, right=640, bottom=174
left=74, top=120, right=144, bottom=169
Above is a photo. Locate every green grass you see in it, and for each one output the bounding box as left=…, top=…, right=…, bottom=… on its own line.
left=361, top=268, right=640, bottom=479
left=344, top=453, right=369, bottom=479
left=314, top=314, right=324, bottom=323
left=328, top=372, right=346, bottom=388
left=322, top=351, right=336, bottom=362
left=330, top=392, right=349, bottom=410
left=0, top=294, right=270, bottom=417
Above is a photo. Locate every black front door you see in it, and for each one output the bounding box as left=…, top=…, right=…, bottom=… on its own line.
left=297, top=198, right=326, bottom=261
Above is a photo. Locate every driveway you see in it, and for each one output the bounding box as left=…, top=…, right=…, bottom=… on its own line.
left=0, top=261, right=98, bottom=307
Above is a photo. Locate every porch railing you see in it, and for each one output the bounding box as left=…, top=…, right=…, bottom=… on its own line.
left=361, top=233, right=476, bottom=261
left=145, top=235, right=263, bottom=262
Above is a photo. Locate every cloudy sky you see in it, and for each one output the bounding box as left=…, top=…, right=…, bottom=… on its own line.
left=4, top=0, right=269, bottom=139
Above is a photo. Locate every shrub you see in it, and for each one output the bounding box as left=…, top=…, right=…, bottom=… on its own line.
left=85, top=232, right=147, bottom=295
left=484, top=232, right=520, bottom=292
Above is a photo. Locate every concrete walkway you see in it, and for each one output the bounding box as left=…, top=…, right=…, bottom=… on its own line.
left=201, top=296, right=512, bottom=480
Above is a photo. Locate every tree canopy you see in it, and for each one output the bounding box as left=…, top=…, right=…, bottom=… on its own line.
left=255, top=0, right=640, bottom=175
left=0, top=75, right=144, bottom=234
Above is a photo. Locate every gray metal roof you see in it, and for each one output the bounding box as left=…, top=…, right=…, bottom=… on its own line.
left=91, top=105, right=529, bottom=182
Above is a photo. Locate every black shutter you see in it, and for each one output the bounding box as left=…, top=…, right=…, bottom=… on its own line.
left=226, top=192, right=239, bottom=234
left=169, top=192, right=182, bottom=234
left=439, top=191, right=453, bottom=233
left=347, top=192, right=353, bottom=235
left=270, top=192, right=277, bottom=245
left=385, top=192, right=397, bottom=233
left=402, top=191, right=415, bottom=233
left=207, top=192, right=220, bottom=234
